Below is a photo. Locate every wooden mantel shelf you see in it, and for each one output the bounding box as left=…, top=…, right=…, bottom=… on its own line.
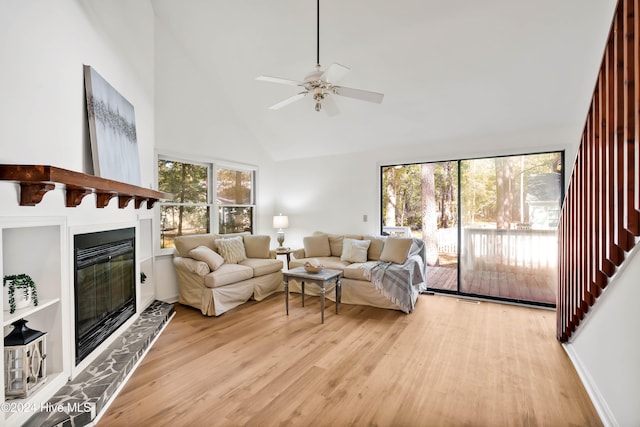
left=0, top=164, right=171, bottom=209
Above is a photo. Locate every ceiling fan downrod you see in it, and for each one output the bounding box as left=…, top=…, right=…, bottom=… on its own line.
left=315, top=0, right=323, bottom=111
left=316, top=0, right=320, bottom=68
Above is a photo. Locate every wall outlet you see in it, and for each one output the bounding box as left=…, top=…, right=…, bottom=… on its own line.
left=363, top=214, right=368, bottom=222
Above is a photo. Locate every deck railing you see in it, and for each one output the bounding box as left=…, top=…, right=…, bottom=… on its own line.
left=557, top=0, right=639, bottom=342
left=463, top=228, right=557, bottom=271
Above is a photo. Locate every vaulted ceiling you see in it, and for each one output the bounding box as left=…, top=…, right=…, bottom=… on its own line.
left=151, top=0, right=617, bottom=161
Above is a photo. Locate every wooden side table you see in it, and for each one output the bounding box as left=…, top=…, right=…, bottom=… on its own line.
left=283, top=267, right=342, bottom=324
left=275, top=248, right=293, bottom=269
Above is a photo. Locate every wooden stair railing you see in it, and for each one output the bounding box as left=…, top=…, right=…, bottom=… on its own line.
left=558, top=0, right=640, bottom=342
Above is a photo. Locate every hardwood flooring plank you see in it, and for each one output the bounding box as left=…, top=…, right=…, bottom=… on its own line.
left=98, top=293, right=601, bottom=427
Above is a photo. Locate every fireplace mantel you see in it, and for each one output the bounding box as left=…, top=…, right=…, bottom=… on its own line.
left=0, top=164, right=171, bottom=208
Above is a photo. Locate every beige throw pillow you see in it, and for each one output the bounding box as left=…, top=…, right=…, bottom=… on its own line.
left=340, top=238, right=371, bottom=263
left=243, top=235, right=271, bottom=258
left=328, top=234, right=345, bottom=257
left=379, top=237, right=413, bottom=264
left=366, top=236, right=385, bottom=261
left=174, top=234, right=216, bottom=257
left=189, top=245, right=225, bottom=271
left=303, top=234, right=331, bottom=257
left=215, top=236, right=247, bottom=264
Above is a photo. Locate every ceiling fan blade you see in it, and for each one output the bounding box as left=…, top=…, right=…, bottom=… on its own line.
left=256, top=76, right=303, bottom=86
left=322, top=95, right=339, bottom=117
left=268, top=92, right=307, bottom=110
left=334, top=86, right=384, bottom=104
left=322, top=63, right=350, bottom=84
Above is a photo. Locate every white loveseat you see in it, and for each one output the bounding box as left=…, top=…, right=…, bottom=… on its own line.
left=289, top=232, right=427, bottom=313
left=173, top=232, right=283, bottom=316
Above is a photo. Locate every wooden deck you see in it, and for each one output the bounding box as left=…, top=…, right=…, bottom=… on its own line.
left=427, top=265, right=557, bottom=305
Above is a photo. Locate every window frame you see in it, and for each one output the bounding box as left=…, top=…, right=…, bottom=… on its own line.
left=214, top=164, right=256, bottom=234
left=378, top=149, right=564, bottom=308
left=155, top=153, right=257, bottom=255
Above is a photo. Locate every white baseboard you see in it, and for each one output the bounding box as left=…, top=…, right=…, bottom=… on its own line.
left=562, top=343, right=618, bottom=427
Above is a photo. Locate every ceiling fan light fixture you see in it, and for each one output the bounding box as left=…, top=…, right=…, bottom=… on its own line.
left=313, top=90, right=324, bottom=112
left=256, top=0, right=384, bottom=114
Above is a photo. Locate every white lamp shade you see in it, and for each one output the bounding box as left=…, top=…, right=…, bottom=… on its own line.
left=273, top=215, right=289, bottom=229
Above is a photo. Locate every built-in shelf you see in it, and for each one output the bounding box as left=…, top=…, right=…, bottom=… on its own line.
left=2, top=298, right=61, bottom=327
left=0, top=164, right=171, bottom=208
left=1, top=218, right=67, bottom=426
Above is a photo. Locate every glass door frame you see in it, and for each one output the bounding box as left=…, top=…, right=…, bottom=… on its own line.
left=379, top=150, right=564, bottom=309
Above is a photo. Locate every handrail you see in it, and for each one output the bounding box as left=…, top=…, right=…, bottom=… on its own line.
left=557, top=0, right=639, bottom=342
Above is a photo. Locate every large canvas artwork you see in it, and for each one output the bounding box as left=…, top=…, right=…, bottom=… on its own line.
left=84, top=65, right=141, bottom=186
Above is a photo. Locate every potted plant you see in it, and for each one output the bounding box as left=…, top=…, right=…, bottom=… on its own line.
left=3, top=274, right=39, bottom=314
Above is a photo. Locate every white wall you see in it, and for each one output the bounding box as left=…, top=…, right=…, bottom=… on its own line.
left=0, top=0, right=156, bottom=222
left=0, top=1, right=155, bottom=188
left=0, top=0, right=156, bottom=296
left=0, top=0, right=157, bottom=392
left=152, top=16, right=279, bottom=300
left=274, top=125, right=578, bottom=250
left=566, top=246, right=640, bottom=427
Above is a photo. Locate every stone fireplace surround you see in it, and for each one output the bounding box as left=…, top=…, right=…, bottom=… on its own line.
left=23, top=300, right=174, bottom=427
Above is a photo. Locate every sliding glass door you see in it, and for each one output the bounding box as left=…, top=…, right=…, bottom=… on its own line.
left=381, top=151, right=562, bottom=306
left=381, top=162, right=459, bottom=292
left=459, top=153, right=561, bottom=304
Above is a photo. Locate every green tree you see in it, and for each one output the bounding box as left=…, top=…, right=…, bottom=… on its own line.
left=158, top=160, right=208, bottom=237
left=434, top=161, right=457, bottom=228
left=421, top=164, right=439, bottom=266
left=382, top=166, right=398, bottom=227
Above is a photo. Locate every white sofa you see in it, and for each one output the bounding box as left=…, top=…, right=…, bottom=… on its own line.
left=289, top=232, right=427, bottom=313
left=173, top=232, right=283, bottom=316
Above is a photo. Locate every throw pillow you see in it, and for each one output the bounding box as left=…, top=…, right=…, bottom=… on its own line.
left=215, top=236, right=247, bottom=264
left=243, top=235, right=271, bottom=258
left=340, top=238, right=371, bottom=263
left=326, top=233, right=364, bottom=256
left=174, top=234, right=216, bottom=258
left=379, top=237, right=413, bottom=264
left=189, top=245, right=225, bottom=271
left=303, top=234, right=331, bottom=257
left=366, top=236, right=385, bottom=261
left=327, top=234, right=345, bottom=257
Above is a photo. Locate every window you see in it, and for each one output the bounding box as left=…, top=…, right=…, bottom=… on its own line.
left=157, top=157, right=256, bottom=250
left=216, top=167, right=255, bottom=234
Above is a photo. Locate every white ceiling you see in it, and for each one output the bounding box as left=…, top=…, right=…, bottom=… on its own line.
left=151, top=0, right=616, bottom=161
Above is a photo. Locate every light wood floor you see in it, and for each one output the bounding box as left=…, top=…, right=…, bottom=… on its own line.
left=97, top=293, right=601, bottom=427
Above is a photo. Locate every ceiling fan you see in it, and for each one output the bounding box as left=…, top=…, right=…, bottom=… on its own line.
left=256, top=0, right=384, bottom=115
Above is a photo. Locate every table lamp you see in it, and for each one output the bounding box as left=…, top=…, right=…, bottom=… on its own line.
left=273, top=214, right=289, bottom=250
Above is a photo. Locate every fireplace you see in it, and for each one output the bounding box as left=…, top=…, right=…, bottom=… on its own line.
left=74, top=227, right=136, bottom=365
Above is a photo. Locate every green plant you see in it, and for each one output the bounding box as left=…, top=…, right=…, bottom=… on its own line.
left=3, top=274, right=39, bottom=314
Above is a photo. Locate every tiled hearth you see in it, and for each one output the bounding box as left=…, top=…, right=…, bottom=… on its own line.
left=22, top=300, right=174, bottom=427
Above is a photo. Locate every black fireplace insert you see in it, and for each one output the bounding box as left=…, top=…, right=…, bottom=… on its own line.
left=74, top=227, right=136, bottom=365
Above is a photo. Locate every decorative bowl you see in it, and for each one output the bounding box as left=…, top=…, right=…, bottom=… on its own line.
left=304, top=264, right=323, bottom=274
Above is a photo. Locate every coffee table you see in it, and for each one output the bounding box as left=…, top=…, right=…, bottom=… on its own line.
left=283, top=267, right=342, bottom=324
